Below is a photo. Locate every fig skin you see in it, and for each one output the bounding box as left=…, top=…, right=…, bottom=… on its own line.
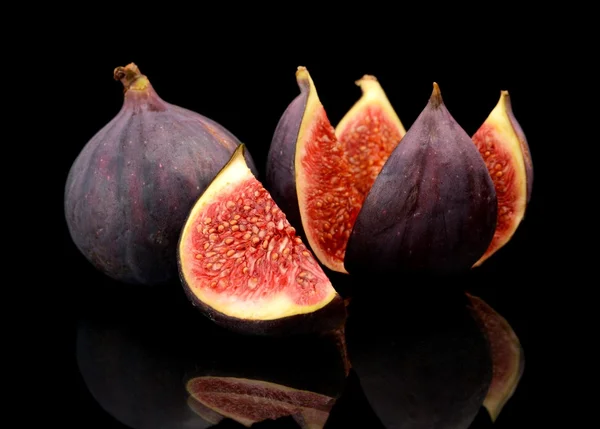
left=345, top=83, right=498, bottom=275
left=64, top=63, right=257, bottom=286
left=178, top=145, right=347, bottom=337
left=266, top=76, right=308, bottom=234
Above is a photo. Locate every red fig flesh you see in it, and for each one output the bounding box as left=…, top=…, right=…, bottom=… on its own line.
left=472, top=91, right=534, bottom=266
left=267, top=68, right=406, bottom=273
left=177, top=145, right=346, bottom=335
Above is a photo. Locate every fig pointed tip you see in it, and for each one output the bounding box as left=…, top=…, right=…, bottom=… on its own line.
left=430, top=82, right=443, bottom=108
left=356, top=74, right=378, bottom=85
left=296, top=66, right=308, bottom=77
left=295, top=66, right=313, bottom=93
left=499, top=90, right=513, bottom=113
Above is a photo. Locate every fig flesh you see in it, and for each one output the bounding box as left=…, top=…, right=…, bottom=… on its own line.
left=345, top=83, right=498, bottom=274
left=467, top=293, right=525, bottom=422
left=471, top=91, right=534, bottom=266
left=177, top=144, right=346, bottom=335
left=186, top=376, right=335, bottom=428
left=334, top=75, right=407, bottom=196
left=267, top=68, right=405, bottom=273
left=64, top=63, right=257, bottom=285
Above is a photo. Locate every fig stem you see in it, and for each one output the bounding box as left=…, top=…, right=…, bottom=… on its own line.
left=430, top=82, right=443, bottom=108
left=113, top=63, right=148, bottom=92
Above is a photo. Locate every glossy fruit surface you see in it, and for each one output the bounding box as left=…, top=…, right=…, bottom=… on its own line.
left=345, top=83, right=498, bottom=274
left=64, top=63, right=257, bottom=285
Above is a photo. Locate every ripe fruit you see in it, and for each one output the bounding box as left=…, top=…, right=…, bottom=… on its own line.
left=266, top=67, right=405, bottom=273
left=345, top=83, right=498, bottom=274
left=467, top=293, right=525, bottom=422
left=472, top=91, right=534, bottom=266
left=177, top=144, right=346, bottom=336
left=64, top=63, right=257, bottom=285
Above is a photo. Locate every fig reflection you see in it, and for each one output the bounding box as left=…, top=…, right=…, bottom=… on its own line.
left=75, top=282, right=348, bottom=428
left=345, top=283, right=495, bottom=429
left=75, top=278, right=523, bottom=428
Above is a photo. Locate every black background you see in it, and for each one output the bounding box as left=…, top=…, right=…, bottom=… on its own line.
left=56, top=16, right=563, bottom=428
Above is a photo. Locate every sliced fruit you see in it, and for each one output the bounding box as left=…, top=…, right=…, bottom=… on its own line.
left=345, top=83, right=498, bottom=274
left=334, top=75, right=406, bottom=196
left=472, top=90, right=534, bottom=266
left=187, top=376, right=335, bottom=428
left=177, top=144, right=346, bottom=335
left=267, top=67, right=406, bottom=274
left=467, top=293, right=525, bottom=422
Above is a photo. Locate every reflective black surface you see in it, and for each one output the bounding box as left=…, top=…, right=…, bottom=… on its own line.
left=71, top=271, right=527, bottom=429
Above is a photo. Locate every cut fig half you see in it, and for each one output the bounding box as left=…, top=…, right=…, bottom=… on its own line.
left=267, top=67, right=406, bottom=274
left=472, top=90, right=534, bottom=267
left=467, top=293, right=525, bottom=422
left=177, top=144, right=346, bottom=336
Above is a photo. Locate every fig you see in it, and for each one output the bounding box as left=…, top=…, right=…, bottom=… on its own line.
left=467, top=293, right=525, bottom=422
left=266, top=67, right=405, bottom=273
left=345, top=83, right=498, bottom=274
left=471, top=91, right=534, bottom=267
left=177, top=144, right=347, bottom=336
left=64, top=63, right=257, bottom=285
left=186, top=376, right=335, bottom=428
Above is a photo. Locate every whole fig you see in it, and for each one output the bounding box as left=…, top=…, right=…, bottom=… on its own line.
left=64, top=63, right=257, bottom=285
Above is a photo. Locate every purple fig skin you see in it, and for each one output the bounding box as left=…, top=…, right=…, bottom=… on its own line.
left=265, top=75, right=310, bottom=236
left=64, top=64, right=258, bottom=286
left=345, top=83, right=498, bottom=275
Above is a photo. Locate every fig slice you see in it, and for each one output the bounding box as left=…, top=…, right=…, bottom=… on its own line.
left=467, top=293, right=525, bottom=422
left=334, top=75, right=406, bottom=196
left=345, top=83, right=498, bottom=275
left=267, top=68, right=406, bottom=274
left=186, top=376, right=335, bottom=428
left=472, top=91, right=534, bottom=267
left=177, top=144, right=346, bottom=335
left=270, top=67, right=363, bottom=273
